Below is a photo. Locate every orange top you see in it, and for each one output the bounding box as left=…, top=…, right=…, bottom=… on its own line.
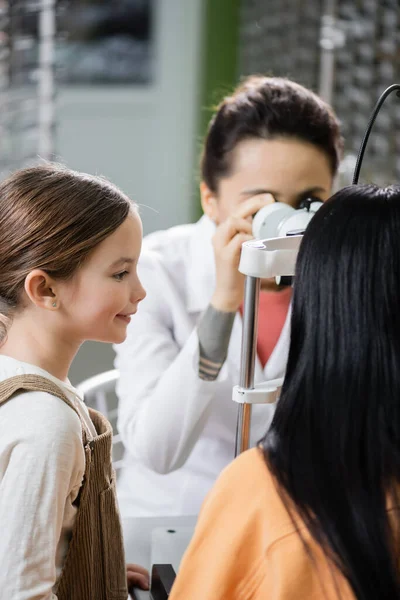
left=169, top=447, right=355, bottom=600
left=240, top=288, right=292, bottom=368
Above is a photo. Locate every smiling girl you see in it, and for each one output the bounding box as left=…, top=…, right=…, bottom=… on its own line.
left=0, top=164, right=147, bottom=599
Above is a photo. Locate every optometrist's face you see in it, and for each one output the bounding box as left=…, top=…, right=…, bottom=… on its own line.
left=202, top=137, right=333, bottom=224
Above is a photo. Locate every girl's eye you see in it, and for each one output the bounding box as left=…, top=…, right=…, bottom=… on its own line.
left=113, top=271, right=129, bottom=281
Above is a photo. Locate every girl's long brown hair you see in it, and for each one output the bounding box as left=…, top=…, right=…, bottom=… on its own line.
left=0, top=163, right=133, bottom=338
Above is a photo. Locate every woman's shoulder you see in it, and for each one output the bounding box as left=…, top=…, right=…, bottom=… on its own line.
left=136, top=221, right=208, bottom=302
left=213, top=447, right=274, bottom=492
left=207, top=447, right=296, bottom=539
left=142, top=221, right=198, bottom=255
left=140, top=217, right=212, bottom=267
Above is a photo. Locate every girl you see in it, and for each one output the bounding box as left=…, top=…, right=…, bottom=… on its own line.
left=114, top=76, right=343, bottom=517
left=0, top=163, right=147, bottom=599
left=169, top=184, right=400, bottom=599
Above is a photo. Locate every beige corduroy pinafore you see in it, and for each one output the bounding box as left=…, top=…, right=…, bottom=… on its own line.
left=0, top=374, right=128, bottom=600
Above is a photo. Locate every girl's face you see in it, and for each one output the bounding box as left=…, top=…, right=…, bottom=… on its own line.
left=202, top=137, right=334, bottom=224
left=57, top=211, right=146, bottom=345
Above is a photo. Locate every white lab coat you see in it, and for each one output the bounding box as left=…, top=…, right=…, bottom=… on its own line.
left=114, top=215, right=290, bottom=517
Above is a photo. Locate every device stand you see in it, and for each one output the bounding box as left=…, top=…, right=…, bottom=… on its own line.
left=233, top=235, right=302, bottom=456
left=234, top=276, right=260, bottom=456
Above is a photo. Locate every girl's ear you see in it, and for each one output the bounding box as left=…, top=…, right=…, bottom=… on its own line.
left=24, top=270, right=58, bottom=310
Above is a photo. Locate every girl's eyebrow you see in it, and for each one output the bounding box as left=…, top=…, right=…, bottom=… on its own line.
left=110, top=257, right=135, bottom=268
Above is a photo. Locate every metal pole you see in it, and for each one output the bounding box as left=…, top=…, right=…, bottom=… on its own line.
left=234, top=275, right=260, bottom=456
left=38, top=0, right=55, bottom=159
left=318, top=0, right=338, bottom=104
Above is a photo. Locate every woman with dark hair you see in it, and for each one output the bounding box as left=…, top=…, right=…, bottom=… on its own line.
left=115, top=76, right=344, bottom=518
left=169, top=184, right=400, bottom=599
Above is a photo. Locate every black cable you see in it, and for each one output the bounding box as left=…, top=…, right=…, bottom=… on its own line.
left=352, top=84, right=400, bottom=185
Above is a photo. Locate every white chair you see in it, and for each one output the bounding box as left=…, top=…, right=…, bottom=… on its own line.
left=77, top=369, right=125, bottom=470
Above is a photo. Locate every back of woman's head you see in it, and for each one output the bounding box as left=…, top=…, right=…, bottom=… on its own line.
left=201, top=76, right=343, bottom=192
left=0, top=163, right=132, bottom=337
left=263, top=184, right=400, bottom=598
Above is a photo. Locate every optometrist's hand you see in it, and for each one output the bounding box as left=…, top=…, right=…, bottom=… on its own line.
left=211, top=194, right=274, bottom=312
left=127, top=563, right=150, bottom=594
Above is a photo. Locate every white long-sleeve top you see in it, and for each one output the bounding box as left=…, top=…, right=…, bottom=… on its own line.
left=114, top=216, right=290, bottom=517
left=0, top=355, right=96, bottom=600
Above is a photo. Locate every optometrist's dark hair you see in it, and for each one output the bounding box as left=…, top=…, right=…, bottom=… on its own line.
left=201, top=75, right=343, bottom=192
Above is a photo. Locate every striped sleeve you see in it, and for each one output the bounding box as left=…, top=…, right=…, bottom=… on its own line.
left=197, top=304, right=235, bottom=381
